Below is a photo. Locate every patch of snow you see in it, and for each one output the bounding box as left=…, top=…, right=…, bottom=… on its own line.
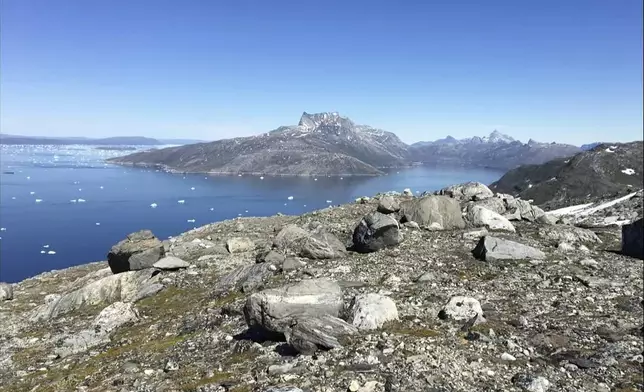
left=548, top=203, right=594, bottom=216
left=605, top=148, right=614, bottom=153
left=621, top=168, right=636, bottom=175
left=578, top=192, right=639, bottom=216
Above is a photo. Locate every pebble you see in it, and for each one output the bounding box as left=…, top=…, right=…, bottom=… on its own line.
left=348, top=380, right=360, bottom=392
left=143, top=369, right=155, bottom=376
left=501, top=352, right=517, bottom=361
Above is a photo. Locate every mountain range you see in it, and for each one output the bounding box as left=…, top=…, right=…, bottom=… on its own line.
left=0, top=134, right=206, bottom=146
left=109, top=112, right=584, bottom=176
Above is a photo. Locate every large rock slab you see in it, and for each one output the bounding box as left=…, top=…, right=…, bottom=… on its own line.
left=348, top=293, right=399, bottom=330
left=153, top=256, right=190, bottom=270
left=503, top=198, right=546, bottom=221
left=377, top=195, right=400, bottom=214
left=226, top=237, right=256, bottom=254
left=437, top=182, right=494, bottom=201
left=93, top=302, right=139, bottom=333
left=300, top=230, right=346, bottom=259
left=473, top=236, right=546, bottom=261
left=244, top=279, right=343, bottom=334
left=170, top=239, right=228, bottom=261
left=537, top=226, right=601, bottom=246
left=273, top=225, right=311, bottom=250
left=400, top=196, right=465, bottom=229
left=213, top=263, right=274, bottom=294
left=107, top=230, right=165, bottom=274
left=622, top=218, right=643, bottom=259
left=469, top=197, right=507, bottom=215
left=352, top=212, right=403, bottom=253
left=32, top=269, right=160, bottom=320
left=467, top=206, right=516, bottom=232
left=286, top=314, right=358, bottom=354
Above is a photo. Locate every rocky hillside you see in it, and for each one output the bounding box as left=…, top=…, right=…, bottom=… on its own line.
left=108, top=112, right=409, bottom=176
left=490, top=141, right=644, bottom=209
left=1, top=182, right=642, bottom=392
left=409, top=131, right=581, bottom=171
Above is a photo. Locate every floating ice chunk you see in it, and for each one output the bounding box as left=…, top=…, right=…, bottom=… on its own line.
left=314, top=178, right=318, bottom=181
left=47, top=251, right=56, bottom=255
left=150, top=203, right=158, bottom=208
left=326, top=200, right=332, bottom=203
left=340, top=177, right=343, bottom=180
left=303, top=204, right=307, bottom=207
left=99, top=186, right=104, bottom=189
left=238, top=174, right=242, bottom=177
left=260, top=176, right=264, bottom=180
left=95, top=223, right=101, bottom=226
left=528, top=184, right=533, bottom=188
left=287, top=196, right=294, bottom=200
left=178, top=200, right=185, bottom=204
left=191, top=187, right=195, bottom=190
left=245, top=210, right=249, bottom=213
left=43, top=245, right=49, bottom=248
left=210, top=207, right=214, bottom=211
left=0, top=228, right=6, bottom=231
left=40, top=250, right=46, bottom=254
left=26, top=176, right=30, bottom=180
left=187, top=219, right=196, bottom=223
left=621, top=168, right=636, bottom=175
left=77, top=198, right=86, bottom=203
left=11, top=197, right=16, bottom=200
left=35, top=199, right=43, bottom=203
left=238, top=213, right=242, bottom=216
left=78, top=188, right=82, bottom=191
left=70, top=199, right=77, bottom=203
left=30, top=191, right=35, bottom=195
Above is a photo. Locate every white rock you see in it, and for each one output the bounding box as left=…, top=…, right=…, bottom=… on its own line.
left=468, top=206, right=515, bottom=232
left=93, top=302, right=139, bottom=333
left=0, top=283, right=13, bottom=300
left=439, top=296, right=485, bottom=323
left=349, top=293, right=399, bottom=330
left=153, top=256, right=190, bottom=270
left=501, top=352, right=517, bottom=361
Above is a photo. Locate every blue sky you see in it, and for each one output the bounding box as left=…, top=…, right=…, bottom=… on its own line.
left=1, top=0, right=642, bottom=145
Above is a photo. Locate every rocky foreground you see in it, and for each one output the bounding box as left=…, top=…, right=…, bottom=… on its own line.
left=1, top=182, right=642, bottom=392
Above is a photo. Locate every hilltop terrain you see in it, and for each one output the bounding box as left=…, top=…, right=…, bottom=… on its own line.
left=109, top=113, right=582, bottom=176
left=0, top=135, right=162, bottom=146
left=491, top=141, right=644, bottom=210
left=1, top=180, right=642, bottom=392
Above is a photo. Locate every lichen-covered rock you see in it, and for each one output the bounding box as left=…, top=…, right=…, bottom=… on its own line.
left=467, top=206, right=516, bottom=232
left=377, top=195, right=400, bottom=214
left=473, top=236, right=546, bottom=261
left=352, top=211, right=403, bottom=253
left=400, top=196, right=465, bottom=229
left=348, top=293, right=399, bottom=330
left=0, top=283, right=13, bottom=301
left=93, top=302, right=139, bottom=333
left=107, top=230, right=165, bottom=274
left=244, top=279, right=343, bottom=334
left=226, top=237, right=255, bottom=254
left=537, top=225, right=601, bottom=246
left=438, top=296, right=485, bottom=323
left=300, top=230, right=346, bottom=259
left=153, top=256, right=190, bottom=270
left=436, top=182, right=494, bottom=201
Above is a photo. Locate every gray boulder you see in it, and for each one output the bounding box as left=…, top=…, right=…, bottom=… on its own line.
left=286, top=314, right=358, bottom=354
left=300, top=230, right=346, bottom=259
left=0, top=283, right=13, bottom=301
left=437, top=182, right=494, bottom=201
left=469, top=197, right=507, bottom=215
left=473, top=236, right=546, bottom=261
left=107, top=230, right=165, bottom=274
left=244, top=279, right=343, bottom=334
left=348, top=293, right=399, bottom=330
left=93, top=301, right=139, bottom=333
left=55, top=329, right=110, bottom=358
left=537, top=225, right=601, bottom=246
left=256, top=250, right=286, bottom=264
left=273, top=225, right=311, bottom=250
left=153, top=256, right=190, bottom=270
left=170, top=239, right=228, bottom=261
left=400, top=196, right=465, bottom=229
left=467, top=206, right=516, bottom=232
left=226, top=237, right=256, bottom=254
left=352, top=211, right=403, bottom=253
left=263, top=388, right=304, bottom=392
left=377, top=195, right=400, bottom=214
left=213, top=263, right=274, bottom=294
left=622, top=218, right=643, bottom=259
left=503, top=198, right=546, bottom=221
left=536, top=214, right=559, bottom=225
left=32, top=269, right=160, bottom=320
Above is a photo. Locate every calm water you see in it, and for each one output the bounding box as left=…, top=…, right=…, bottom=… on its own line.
left=0, top=145, right=503, bottom=282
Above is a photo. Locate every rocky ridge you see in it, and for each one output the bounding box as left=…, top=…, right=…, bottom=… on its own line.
left=0, top=182, right=642, bottom=392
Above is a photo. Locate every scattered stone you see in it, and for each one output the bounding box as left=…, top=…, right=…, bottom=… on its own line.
left=263, top=388, right=303, bottom=392
left=213, top=263, right=274, bottom=294
left=282, top=257, right=306, bottom=272
left=512, top=373, right=551, bottom=392
left=349, top=380, right=361, bottom=392
left=501, top=352, right=517, bottom=361
left=300, top=230, right=346, bottom=259
left=557, top=242, right=575, bottom=253
left=399, top=196, right=465, bottom=229
left=107, top=230, right=165, bottom=274
left=273, top=225, right=311, bottom=250
left=226, top=237, right=255, bottom=254
left=579, top=258, right=599, bottom=269
left=348, top=293, right=399, bottom=330
left=462, top=228, right=488, bottom=240
left=438, top=296, right=485, bottom=324
left=256, top=250, right=286, bottom=264
left=538, top=225, right=601, bottom=246
left=503, top=197, right=545, bottom=221
left=286, top=314, right=358, bottom=353
left=377, top=195, right=400, bottom=214
left=622, top=218, right=643, bottom=259
left=467, top=206, right=516, bottom=232
left=0, top=283, right=13, bottom=300
left=244, top=279, right=343, bottom=334
left=93, top=302, right=138, bottom=333
left=537, top=214, right=558, bottom=225
left=153, top=256, right=190, bottom=270
left=403, top=221, right=420, bottom=230
left=473, top=236, right=546, bottom=261
left=164, top=360, right=179, bottom=372
left=352, top=212, right=403, bottom=253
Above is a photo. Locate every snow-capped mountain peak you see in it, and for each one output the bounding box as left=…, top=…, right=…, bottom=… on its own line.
left=484, top=130, right=515, bottom=144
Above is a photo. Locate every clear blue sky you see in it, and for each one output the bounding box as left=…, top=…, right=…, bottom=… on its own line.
left=1, top=0, right=642, bottom=145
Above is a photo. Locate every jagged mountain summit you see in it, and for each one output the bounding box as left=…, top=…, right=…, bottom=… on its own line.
left=409, top=131, right=581, bottom=170
left=491, top=141, right=644, bottom=209
left=109, top=112, right=409, bottom=176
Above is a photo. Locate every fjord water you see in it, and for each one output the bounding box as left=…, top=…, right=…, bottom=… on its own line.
left=0, top=145, right=502, bottom=282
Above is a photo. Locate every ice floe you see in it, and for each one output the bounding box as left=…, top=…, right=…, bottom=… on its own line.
left=287, top=196, right=294, bottom=200
left=621, top=168, right=636, bottom=175
left=187, top=219, right=196, bottom=223
left=260, top=176, right=264, bottom=180
left=30, top=191, right=36, bottom=195
left=178, top=200, right=185, bottom=204
left=43, top=245, right=49, bottom=248
left=150, top=203, right=158, bottom=208
left=326, top=200, right=332, bottom=203
left=35, top=199, right=43, bottom=203
left=95, top=223, right=101, bottom=226
left=0, top=228, right=6, bottom=232
left=191, top=187, right=195, bottom=190
left=47, top=251, right=56, bottom=255
left=70, top=199, right=77, bottom=203
left=77, top=198, right=86, bottom=203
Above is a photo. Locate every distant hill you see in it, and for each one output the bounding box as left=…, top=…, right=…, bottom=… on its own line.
left=580, top=142, right=602, bottom=151
left=0, top=135, right=161, bottom=146
left=490, top=141, right=644, bottom=209
left=409, top=131, right=581, bottom=171
left=157, top=139, right=208, bottom=145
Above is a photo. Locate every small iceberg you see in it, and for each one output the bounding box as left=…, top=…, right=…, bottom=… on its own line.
left=40, top=250, right=46, bottom=254
left=314, top=178, right=318, bottom=181
left=191, top=187, right=195, bottom=190
left=30, top=191, right=35, bottom=195
left=70, top=199, right=77, bottom=203
left=35, top=199, right=43, bottom=203
left=0, top=228, right=6, bottom=232
left=209, top=207, right=214, bottom=211
left=260, top=176, right=264, bottom=180
left=326, top=200, right=332, bottom=203
left=287, top=196, right=294, bottom=200
left=150, top=203, right=158, bottom=208
left=26, top=176, right=30, bottom=180
left=99, top=186, right=104, bottom=189
left=47, top=251, right=56, bottom=255
left=43, top=245, right=49, bottom=248
left=77, top=198, right=86, bottom=203
left=78, top=188, right=82, bottom=191
left=187, top=219, right=196, bottom=223
left=178, top=200, right=185, bottom=204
